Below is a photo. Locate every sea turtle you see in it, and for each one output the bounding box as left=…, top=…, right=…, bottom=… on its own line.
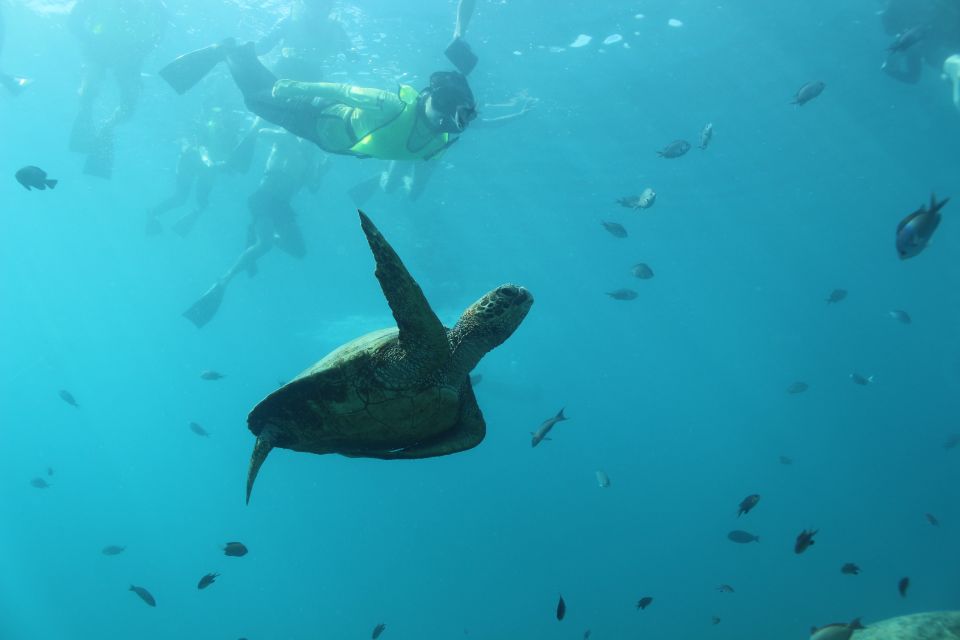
left=244, top=210, right=533, bottom=503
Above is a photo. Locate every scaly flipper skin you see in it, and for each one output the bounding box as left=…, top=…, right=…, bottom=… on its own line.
left=358, top=210, right=450, bottom=367
left=246, top=435, right=274, bottom=504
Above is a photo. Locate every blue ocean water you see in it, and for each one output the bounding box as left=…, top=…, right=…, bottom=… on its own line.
left=1, top=0, right=959, bottom=638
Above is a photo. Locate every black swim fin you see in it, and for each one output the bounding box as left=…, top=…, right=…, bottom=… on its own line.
left=445, top=37, right=478, bottom=76
left=182, top=281, right=226, bottom=328
left=159, top=44, right=226, bottom=95
left=347, top=174, right=382, bottom=206
left=83, top=127, right=114, bottom=179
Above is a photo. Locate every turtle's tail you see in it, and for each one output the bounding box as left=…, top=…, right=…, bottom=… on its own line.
left=246, top=435, right=273, bottom=505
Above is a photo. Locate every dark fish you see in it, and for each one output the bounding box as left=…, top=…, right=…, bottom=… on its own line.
left=826, top=289, right=847, bottom=304
left=58, top=389, right=79, bottom=408
left=189, top=422, right=210, bottom=437
left=584, top=631, right=591, bottom=639
left=792, top=81, right=825, bottom=106
left=925, top=513, right=939, bottom=527
left=840, top=562, right=860, bottom=575
left=531, top=408, right=567, bottom=447
left=711, top=616, right=722, bottom=625
left=636, top=596, right=653, bottom=610
left=717, top=584, right=735, bottom=593
left=102, top=545, right=126, bottom=556
left=606, top=288, right=638, bottom=301
left=372, top=623, right=387, bottom=639
left=849, top=373, right=874, bottom=386
left=200, top=370, right=225, bottom=380
left=46, top=467, right=54, bottom=476
left=794, top=529, right=817, bottom=554
left=556, top=594, right=566, bottom=621
left=699, top=122, right=714, bottom=150
left=737, top=494, right=760, bottom=517
left=223, top=541, right=248, bottom=557
left=617, top=188, right=657, bottom=210
left=810, top=618, right=865, bottom=640
left=15, top=165, right=58, bottom=191
left=786, top=381, right=808, bottom=394
left=896, top=193, right=948, bottom=260
left=30, top=477, right=50, bottom=489
left=197, top=572, right=219, bottom=589
left=657, top=139, right=691, bottom=158
left=601, top=221, right=628, bottom=238
left=779, top=455, right=794, bottom=465
left=888, top=26, right=926, bottom=53
left=944, top=433, right=960, bottom=450
left=469, top=373, right=483, bottom=386
left=631, top=263, right=654, bottom=279
left=898, top=576, right=909, bottom=597
left=727, top=530, right=760, bottom=544
left=129, top=584, right=156, bottom=607
left=888, top=310, right=911, bottom=324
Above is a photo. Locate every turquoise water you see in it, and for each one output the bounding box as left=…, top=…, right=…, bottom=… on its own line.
left=2, top=1, right=959, bottom=638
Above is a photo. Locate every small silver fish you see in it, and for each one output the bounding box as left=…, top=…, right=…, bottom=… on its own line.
left=810, top=618, right=864, bottom=640
left=849, top=373, right=874, bottom=385
left=826, top=289, right=847, bottom=304
left=792, top=81, right=825, bottom=106
left=102, top=545, right=126, bottom=556
left=595, top=471, right=610, bottom=488
left=887, top=310, right=911, bottom=324
left=532, top=408, right=567, bottom=447
left=601, top=221, right=628, bottom=238
left=699, top=122, right=713, bottom=150
left=200, top=370, right=225, bottom=380
left=786, top=381, right=809, bottom=394
left=617, top=188, right=656, bottom=210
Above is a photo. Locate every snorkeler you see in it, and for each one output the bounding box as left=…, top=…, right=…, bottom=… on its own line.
left=182, top=122, right=328, bottom=328
left=146, top=105, right=247, bottom=237
left=0, top=5, right=31, bottom=96
left=159, top=39, right=477, bottom=162
left=879, top=0, right=960, bottom=84
left=68, top=0, right=167, bottom=178
left=256, top=0, right=351, bottom=80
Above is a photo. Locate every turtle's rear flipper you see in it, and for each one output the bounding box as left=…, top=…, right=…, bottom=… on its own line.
left=372, top=382, right=486, bottom=459
left=246, top=435, right=273, bottom=504
left=182, top=281, right=226, bottom=328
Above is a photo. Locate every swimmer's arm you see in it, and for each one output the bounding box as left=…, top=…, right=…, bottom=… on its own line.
left=272, top=81, right=403, bottom=112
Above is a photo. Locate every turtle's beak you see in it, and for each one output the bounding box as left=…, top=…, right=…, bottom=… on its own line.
left=246, top=435, right=273, bottom=505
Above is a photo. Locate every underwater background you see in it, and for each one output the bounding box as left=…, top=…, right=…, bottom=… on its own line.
left=1, top=0, right=959, bottom=638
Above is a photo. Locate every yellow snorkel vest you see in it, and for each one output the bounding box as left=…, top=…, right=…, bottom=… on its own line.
left=349, top=85, right=450, bottom=161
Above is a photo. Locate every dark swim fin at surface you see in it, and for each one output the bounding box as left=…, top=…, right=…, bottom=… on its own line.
left=183, top=281, right=227, bottom=328
left=159, top=43, right=227, bottom=95
left=445, top=37, right=478, bottom=76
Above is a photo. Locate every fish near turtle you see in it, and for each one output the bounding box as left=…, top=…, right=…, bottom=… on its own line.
left=244, top=211, right=533, bottom=503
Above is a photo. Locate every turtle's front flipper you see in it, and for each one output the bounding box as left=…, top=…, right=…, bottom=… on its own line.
left=357, top=211, right=449, bottom=365
left=246, top=436, right=273, bottom=504
left=371, top=382, right=486, bottom=459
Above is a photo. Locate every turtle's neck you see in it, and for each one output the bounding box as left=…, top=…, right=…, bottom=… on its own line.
left=447, top=313, right=497, bottom=381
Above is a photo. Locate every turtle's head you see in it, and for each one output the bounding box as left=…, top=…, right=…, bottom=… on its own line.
left=449, top=284, right=533, bottom=377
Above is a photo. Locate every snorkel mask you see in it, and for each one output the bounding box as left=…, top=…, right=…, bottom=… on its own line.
left=427, top=71, right=477, bottom=133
